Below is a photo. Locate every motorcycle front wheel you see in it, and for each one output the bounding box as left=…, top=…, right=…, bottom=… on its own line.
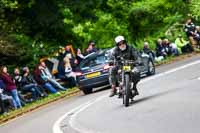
left=123, top=74, right=131, bottom=107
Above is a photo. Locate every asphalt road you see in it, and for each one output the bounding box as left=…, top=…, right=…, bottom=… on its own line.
left=1, top=55, right=200, bottom=133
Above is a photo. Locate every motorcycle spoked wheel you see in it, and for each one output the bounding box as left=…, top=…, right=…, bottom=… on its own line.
left=123, top=74, right=131, bottom=107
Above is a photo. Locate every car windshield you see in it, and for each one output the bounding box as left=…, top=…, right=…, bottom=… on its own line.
left=79, top=53, right=107, bottom=69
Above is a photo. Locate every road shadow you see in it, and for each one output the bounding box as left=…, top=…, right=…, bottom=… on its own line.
left=128, top=87, right=182, bottom=107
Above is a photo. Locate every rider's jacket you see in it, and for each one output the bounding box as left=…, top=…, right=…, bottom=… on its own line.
left=110, top=44, right=138, bottom=66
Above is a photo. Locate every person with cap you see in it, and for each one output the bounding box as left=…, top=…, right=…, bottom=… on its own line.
left=84, top=40, right=98, bottom=55
left=108, top=35, right=140, bottom=97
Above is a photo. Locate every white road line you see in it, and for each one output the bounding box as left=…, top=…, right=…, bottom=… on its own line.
left=53, top=60, right=200, bottom=133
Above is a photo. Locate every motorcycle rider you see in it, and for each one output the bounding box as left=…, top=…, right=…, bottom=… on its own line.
left=109, top=35, right=140, bottom=97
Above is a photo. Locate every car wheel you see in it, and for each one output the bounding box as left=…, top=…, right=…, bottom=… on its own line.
left=82, top=88, right=93, bottom=95
left=147, top=60, right=155, bottom=75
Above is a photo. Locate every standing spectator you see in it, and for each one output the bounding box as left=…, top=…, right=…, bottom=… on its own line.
left=0, top=66, right=22, bottom=109
left=194, top=26, right=200, bottom=47
left=84, top=40, right=98, bottom=55
left=64, top=46, right=77, bottom=71
left=76, top=48, right=85, bottom=65
left=184, top=18, right=197, bottom=48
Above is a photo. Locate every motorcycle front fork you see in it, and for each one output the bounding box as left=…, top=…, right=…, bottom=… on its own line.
left=118, top=82, right=135, bottom=100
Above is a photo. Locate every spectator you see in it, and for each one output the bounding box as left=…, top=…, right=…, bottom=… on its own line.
left=194, top=26, right=200, bottom=47
left=63, top=57, right=76, bottom=87
left=13, top=68, right=30, bottom=105
left=64, top=46, right=77, bottom=71
left=184, top=18, right=197, bottom=48
left=0, top=66, right=22, bottom=109
left=39, top=61, right=66, bottom=91
left=175, top=34, right=193, bottom=53
left=143, top=42, right=155, bottom=61
left=57, top=57, right=76, bottom=88
left=33, top=64, right=58, bottom=94
left=155, top=39, right=167, bottom=60
left=0, top=80, right=14, bottom=114
left=163, top=39, right=179, bottom=56
left=84, top=40, right=98, bottom=55
left=76, top=48, right=85, bottom=65
left=21, top=67, right=46, bottom=101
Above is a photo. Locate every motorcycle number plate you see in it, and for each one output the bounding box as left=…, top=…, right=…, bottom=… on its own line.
left=123, top=66, right=131, bottom=71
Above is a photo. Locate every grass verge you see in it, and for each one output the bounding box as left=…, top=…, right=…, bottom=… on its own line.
left=0, top=88, right=80, bottom=125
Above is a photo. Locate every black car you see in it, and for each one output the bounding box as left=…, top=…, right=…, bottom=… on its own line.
left=76, top=49, right=155, bottom=95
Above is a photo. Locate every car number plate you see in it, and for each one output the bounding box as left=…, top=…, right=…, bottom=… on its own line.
left=123, top=66, right=131, bottom=71
left=86, top=72, right=101, bottom=79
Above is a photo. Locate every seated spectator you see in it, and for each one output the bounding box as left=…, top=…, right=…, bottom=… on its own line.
left=0, top=66, right=22, bottom=109
left=184, top=18, right=197, bottom=48
left=155, top=39, right=167, bottom=60
left=143, top=42, right=155, bottom=61
left=13, top=68, right=30, bottom=105
left=33, top=64, right=58, bottom=94
left=57, top=57, right=77, bottom=88
left=0, top=80, right=14, bottom=114
left=21, top=67, right=46, bottom=101
left=163, top=39, right=179, bottom=56
left=175, top=35, right=193, bottom=53
left=39, top=61, right=66, bottom=91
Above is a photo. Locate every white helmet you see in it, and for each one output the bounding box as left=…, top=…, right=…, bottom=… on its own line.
left=115, top=35, right=125, bottom=44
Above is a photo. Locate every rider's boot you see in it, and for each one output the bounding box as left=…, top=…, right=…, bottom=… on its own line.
left=133, top=84, right=139, bottom=96
left=134, top=88, right=139, bottom=96
left=109, top=85, right=117, bottom=97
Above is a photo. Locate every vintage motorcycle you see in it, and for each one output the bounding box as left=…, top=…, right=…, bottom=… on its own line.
left=117, top=59, right=139, bottom=107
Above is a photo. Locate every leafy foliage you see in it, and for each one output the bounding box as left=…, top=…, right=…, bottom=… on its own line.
left=0, top=0, right=198, bottom=66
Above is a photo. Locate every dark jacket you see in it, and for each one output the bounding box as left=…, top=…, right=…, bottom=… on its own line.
left=184, top=22, right=196, bottom=37
left=21, top=74, right=36, bottom=86
left=112, top=44, right=138, bottom=63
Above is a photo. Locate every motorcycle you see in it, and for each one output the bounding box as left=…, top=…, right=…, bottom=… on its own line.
left=117, top=59, right=139, bottom=107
